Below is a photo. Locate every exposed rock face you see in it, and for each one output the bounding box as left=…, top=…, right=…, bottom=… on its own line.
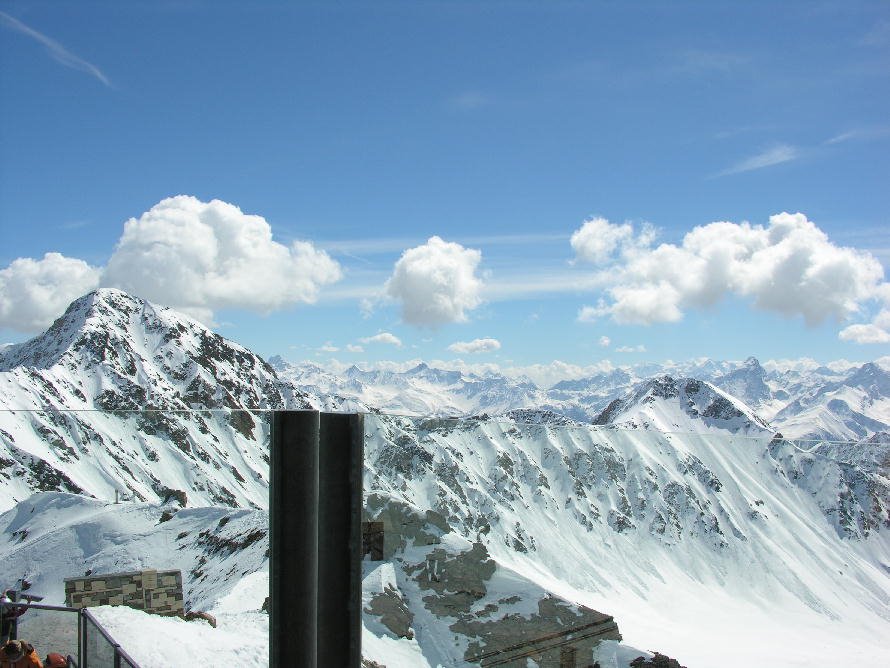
left=459, top=596, right=619, bottom=666
left=630, top=652, right=687, bottom=668
left=362, top=499, right=621, bottom=667
left=365, top=584, right=414, bottom=639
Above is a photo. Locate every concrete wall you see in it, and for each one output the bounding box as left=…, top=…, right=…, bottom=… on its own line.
left=64, top=569, right=184, bottom=616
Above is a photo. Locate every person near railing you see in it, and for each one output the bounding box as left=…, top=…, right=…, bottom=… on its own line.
left=0, top=639, right=43, bottom=668
left=0, top=591, right=26, bottom=643
left=0, top=589, right=40, bottom=643
left=42, top=653, right=66, bottom=668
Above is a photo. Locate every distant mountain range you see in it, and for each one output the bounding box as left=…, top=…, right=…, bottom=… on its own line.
left=272, top=345, right=890, bottom=443
left=1, top=289, right=888, bottom=666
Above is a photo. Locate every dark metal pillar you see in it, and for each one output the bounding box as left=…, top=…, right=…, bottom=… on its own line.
left=270, top=410, right=320, bottom=668
left=318, top=413, right=364, bottom=667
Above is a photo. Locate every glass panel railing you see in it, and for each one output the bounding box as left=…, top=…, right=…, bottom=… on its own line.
left=6, top=604, right=79, bottom=666
left=83, top=610, right=116, bottom=667
left=119, top=651, right=140, bottom=668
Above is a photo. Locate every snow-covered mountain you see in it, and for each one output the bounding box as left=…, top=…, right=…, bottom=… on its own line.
left=275, top=353, right=890, bottom=443
left=0, top=289, right=309, bottom=511
left=768, top=362, right=890, bottom=441
left=1, top=290, right=889, bottom=667
left=269, top=357, right=545, bottom=418
left=591, top=375, right=773, bottom=434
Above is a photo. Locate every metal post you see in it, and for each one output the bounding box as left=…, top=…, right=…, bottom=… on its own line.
left=9, top=590, right=17, bottom=640
left=80, top=610, right=86, bottom=668
left=270, top=411, right=320, bottom=668
left=317, top=413, right=364, bottom=667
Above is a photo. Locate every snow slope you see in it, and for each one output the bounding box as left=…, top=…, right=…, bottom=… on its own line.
left=362, top=413, right=890, bottom=667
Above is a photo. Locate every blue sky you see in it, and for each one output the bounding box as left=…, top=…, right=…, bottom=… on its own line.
left=1, top=0, right=889, bottom=375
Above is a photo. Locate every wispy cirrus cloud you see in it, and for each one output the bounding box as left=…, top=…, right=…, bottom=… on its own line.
left=825, top=125, right=890, bottom=145
left=715, top=144, right=799, bottom=177
left=0, top=11, right=111, bottom=86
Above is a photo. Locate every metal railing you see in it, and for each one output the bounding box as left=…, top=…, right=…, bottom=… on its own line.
left=2, top=601, right=140, bottom=668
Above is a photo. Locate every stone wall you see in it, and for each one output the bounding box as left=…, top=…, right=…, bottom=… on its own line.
left=64, top=569, right=184, bottom=616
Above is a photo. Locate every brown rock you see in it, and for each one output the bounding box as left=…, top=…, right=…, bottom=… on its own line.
left=183, top=610, right=217, bottom=628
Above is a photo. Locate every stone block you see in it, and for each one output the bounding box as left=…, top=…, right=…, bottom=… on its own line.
left=142, top=570, right=158, bottom=589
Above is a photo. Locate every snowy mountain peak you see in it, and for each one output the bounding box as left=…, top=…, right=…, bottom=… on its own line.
left=712, top=357, right=772, bottom=410
left=0, top=290, right=313, bottom=510
left=743, top=356, right=762, bottom=370
left=0, top=288, right=140, bottom=371
left=845, top=362, right=890, bottom=398
left=0, top=288, right=288, bottom=411
left=594, top=375, right=773, bottom=434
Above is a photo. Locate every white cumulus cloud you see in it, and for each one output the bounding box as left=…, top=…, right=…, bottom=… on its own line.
left=599, top=336, right=611, bottom=347
left=360, top=332, right=403, bottom=347
left=838, top=323, right=890, bottom=344
left=103, top=195, right=341, bottom=323
left=839, top=309, right=890, bottom=344
left=0, top=253, right=101, bottom=332
left=570, top=217, right=655, bottom=265
left=574, top=212, right=886, bottom=329
left=385, top=236, right=483, bottom=327
left=345, top=344, right=364, bottom=353
left=615, top=344, right=647, bottom=353
left=577, top=305, right=604, bottom=322
left=447, top=338, right=501, bottom=354
left=571, top=218, right=633, bottom=264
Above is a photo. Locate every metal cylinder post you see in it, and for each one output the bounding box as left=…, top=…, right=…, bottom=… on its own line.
left=317, top=413, right=364, bottom=667
left=270, top=410, right=320, bottom=668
